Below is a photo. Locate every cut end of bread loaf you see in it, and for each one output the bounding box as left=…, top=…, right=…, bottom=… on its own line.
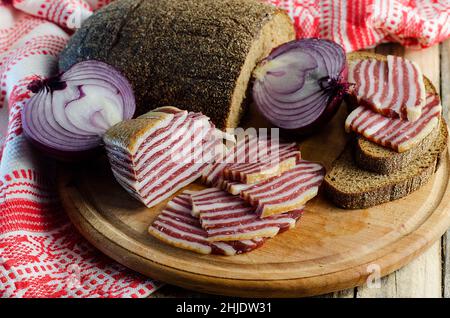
left=226, top=11, right=295, bottom=128
left=324, top=120, right=448, bottom=209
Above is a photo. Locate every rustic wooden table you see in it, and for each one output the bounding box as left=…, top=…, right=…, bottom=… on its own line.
left=152, top=40, right=450, bottom=298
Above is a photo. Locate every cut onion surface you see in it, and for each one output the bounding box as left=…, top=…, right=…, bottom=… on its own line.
left=22, top=60, right=136, bottom=159
left=252, top=39, right=349, bottom=135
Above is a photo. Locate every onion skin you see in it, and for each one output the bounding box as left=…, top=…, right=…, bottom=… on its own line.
left=252, top=38, right=349, bottom=137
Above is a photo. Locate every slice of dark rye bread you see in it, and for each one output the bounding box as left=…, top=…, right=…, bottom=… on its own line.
left=347, top=51, right=442, bottom=174
left=323, top=120, right=448, bottom=209
left=355, top=121, right=439, bottom=175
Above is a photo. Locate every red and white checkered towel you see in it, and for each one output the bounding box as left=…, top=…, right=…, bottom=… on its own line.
left=0, top=0, right=160, bottom=298
left=0, top=0, right=449, bottom=298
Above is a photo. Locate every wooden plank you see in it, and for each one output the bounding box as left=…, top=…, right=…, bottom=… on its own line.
left=322, top=288, right=355, bottom=298
left=443, top=232, right=450, bottom=298
left=326, top=46, right=374, bottom=300
left=440, top=39, right=450, bottom=298
left=152, top=43, right=447, bottom=299
left=356, top=242, right=441, bottom=297
left=404, top=46, right=441, bottom=91
left=153, top=43, right=448, bottom=299
left=355, top=43, right=442, bottom=298
left=440, top=39, right=450, bottom=122
left=60, top=104, right=450, bottom=297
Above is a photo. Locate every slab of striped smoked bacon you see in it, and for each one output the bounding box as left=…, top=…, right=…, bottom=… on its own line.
left=104, top=107, right=223, bottom=208
left=349, top=55, right=426, bottom=122
left=190, top=188, right=303, bottom=241
left=148, top=193, right=266, bottom=255
left=345, top=94, right=442, bottom=152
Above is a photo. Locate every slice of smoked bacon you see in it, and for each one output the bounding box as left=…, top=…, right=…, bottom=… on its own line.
left=222, top=143, right=301, bottom=184
left=237, top=161, right=325, bottom=218
left=190, top=188, right=303, bottom=241
left=348, top=55, right=426, bottom=122
left=345, top=94, right=441, bottom=152
left=148, top=193, right=266, bottom=255
left=104, top=107, right=222, bottom=208
left=218, top=179, right=253, bottom=196
left=202, top=134, right=301, bottom=186
left=201, top=135, right=257, bottom=186
left=216, top=161, right=325, bottom=211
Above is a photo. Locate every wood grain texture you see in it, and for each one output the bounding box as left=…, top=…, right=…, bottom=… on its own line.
left=152, top=41, right=450, bottom=298
left=356, top=242, right=441, bottom=298
left=440, top=39, right=450, bottom=298
left=154, top=41, right=450, bottom=299
left=321, top=43, right=445, bottom=300
left=403, top=44, right=443, bottom=299
left=325, top=46, right=375, bottom=300
left=353, top=43, right=444, bottom=298
left=443, top=231, right=449, bottom=298
left=322, top=288, right=355, bottom=298
left=440, top=40, right=450, bottom=122
left=57, top=43, right=450, bottom=298
left=58, top=108, right=450, bottom=298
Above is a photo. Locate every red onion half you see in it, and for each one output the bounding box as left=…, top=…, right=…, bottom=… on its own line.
left=252, top=39, right=349, bottom=135
left=22, top=60, right=136, bottom=159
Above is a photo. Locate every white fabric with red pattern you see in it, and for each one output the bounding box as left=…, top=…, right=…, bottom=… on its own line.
left=0, top=0, right=449, bottom=298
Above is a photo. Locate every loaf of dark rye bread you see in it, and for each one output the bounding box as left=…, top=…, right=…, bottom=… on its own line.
left=323, top=120, right=448, bottom=209
left=347, top=52, right=441, bottom=174
left=58, top=0, right=295, bottom=129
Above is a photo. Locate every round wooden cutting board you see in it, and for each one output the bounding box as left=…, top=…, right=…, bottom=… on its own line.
left=58, top=107, right=450, bottom=297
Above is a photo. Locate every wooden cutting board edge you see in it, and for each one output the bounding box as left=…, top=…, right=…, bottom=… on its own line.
left=58, top=143, right=450, bottom=298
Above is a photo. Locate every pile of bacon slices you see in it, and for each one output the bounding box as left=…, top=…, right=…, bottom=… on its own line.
left=346, top=55, right=442, bottom=153
left=102, top=54, right=442, bottom=256
left=147, top=134, right=325, bottom=256
left=103, top=107, right=325, bottom=255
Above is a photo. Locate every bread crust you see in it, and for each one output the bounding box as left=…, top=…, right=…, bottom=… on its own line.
left=59, top=0, right=295, bottom=129
left=355, top=122, right=439, bottom=175
left=324, top=121, right=448, bottom=209
left=346, top=52, right=441, bottom=174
